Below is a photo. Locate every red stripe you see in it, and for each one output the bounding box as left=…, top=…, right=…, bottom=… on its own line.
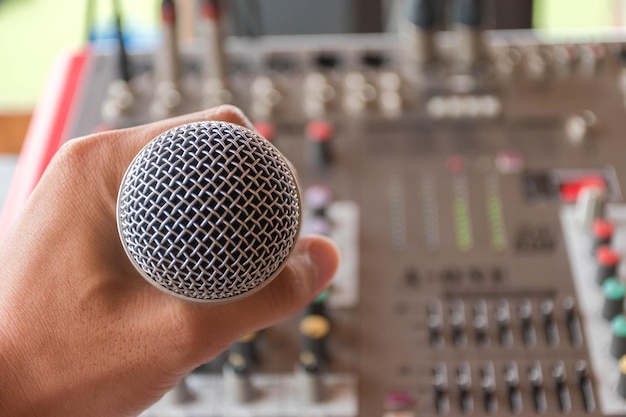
left=0, top=48, right=90, bottom=240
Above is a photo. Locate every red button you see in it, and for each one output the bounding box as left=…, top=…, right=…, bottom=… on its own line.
left=597, top=245, right=620, bottom=266
left=446, top=155, right=465, bottom=174
left=593, top=220, right=614, bottom=239
left=254, top=121, right=276, bottom=142
left=306, top=120, right=334, bottom=143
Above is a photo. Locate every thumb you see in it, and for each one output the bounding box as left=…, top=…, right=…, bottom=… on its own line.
left=178, top=235, right=340, bottom=361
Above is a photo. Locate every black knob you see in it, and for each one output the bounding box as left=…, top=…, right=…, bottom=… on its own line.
left=611, top=315, right=626, bottom=359
left=602, top=278, right=625, bottom=321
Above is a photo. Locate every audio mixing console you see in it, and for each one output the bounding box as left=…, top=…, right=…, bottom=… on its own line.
left=8, top=0, right=626, bottom=416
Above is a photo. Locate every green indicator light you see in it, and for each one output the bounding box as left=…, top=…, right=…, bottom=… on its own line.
left=604, top=278, right=626, bottom=301
left=454, top=198, right=472, bottom=251
left=612, top=315, right=626, bottom=337
left=487, top=194, right=506, bottom=251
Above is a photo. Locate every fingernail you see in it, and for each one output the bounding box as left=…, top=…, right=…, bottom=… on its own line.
left=303, top=236, right=340, bottom=292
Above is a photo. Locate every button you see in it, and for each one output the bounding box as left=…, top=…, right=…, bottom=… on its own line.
left=596, top=246, right=620, bottom=285
left=592, top=219, right=614, bottom=256
left=253, top=121, right=276, bottom=142
left=306, top=120, right=334, bottom=169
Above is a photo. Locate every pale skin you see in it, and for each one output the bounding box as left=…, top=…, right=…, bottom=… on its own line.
left=0, top=106, right=340, bottom=417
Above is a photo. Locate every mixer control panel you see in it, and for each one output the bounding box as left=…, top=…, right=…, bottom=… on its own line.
left=19, top=0, right=626, bottom=415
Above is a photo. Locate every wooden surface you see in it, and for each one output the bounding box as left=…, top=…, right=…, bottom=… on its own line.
left=0, top=113, right=31, bottom=154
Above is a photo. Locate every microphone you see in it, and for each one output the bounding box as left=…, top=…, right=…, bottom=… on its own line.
left=117, top=121, right=302, bottom=303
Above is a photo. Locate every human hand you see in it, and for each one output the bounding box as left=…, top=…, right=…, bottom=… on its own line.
left=0, top=106, right=340, bottom=417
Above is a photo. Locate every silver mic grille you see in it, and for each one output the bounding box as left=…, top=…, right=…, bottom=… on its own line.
left=117, top=121, right=301, bottom=303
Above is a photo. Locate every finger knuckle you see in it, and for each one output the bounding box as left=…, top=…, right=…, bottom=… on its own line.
left=53, top=134, right=110, bottom=177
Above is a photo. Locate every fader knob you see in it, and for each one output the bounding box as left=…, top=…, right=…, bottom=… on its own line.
left=603, top=278, right=625, bottom=321
left=610, top=315, right=626, bottom=359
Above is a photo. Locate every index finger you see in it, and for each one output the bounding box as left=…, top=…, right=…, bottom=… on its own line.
left=118, top=105, right=254, bottom=159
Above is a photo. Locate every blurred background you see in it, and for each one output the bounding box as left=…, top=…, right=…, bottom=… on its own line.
left=0, top=0, right=620, bottom=153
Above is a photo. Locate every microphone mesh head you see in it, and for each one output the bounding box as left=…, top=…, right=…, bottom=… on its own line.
left=117, top=121, right=301, bottom=303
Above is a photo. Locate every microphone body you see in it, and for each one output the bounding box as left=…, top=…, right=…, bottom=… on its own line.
left=117, top=121, right=302, bottom=303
